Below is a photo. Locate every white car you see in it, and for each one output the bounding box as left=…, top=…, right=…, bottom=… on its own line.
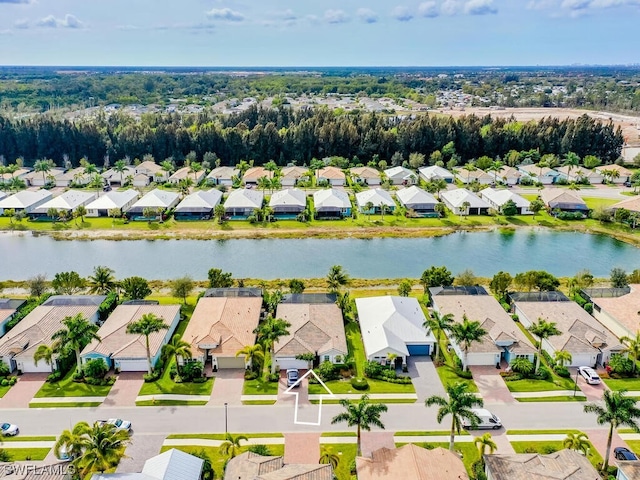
left=99, top=418, right=131, bottom=432
left=578, top=366, right=601, bottom=385
left=0, top=423, right=19, bottom=436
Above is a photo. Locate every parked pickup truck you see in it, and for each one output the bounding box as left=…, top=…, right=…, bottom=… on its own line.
left=98, top=418, right=132, bottom=432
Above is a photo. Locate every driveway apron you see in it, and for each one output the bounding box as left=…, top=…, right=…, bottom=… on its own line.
left=209, top=369, right=244, bottom=405
left=469, top=365, right=515, bottom=404
left=284, top=433, right=320, bottom=464
left=407, top=357, right=445, bottom=403
left=102, top=372, right=144, bottom=407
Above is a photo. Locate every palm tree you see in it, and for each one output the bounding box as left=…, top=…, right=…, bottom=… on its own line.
left=365, top=201, right=374, bottom=221
left=235, top=344, right=264, bottom=371
left=47, top=207, right=59, bottom=223
left=74, top=421, right=130, bottom=477
left=113, top=159, right=127, bottom=184
left=554, top=350, right=572, bottom=368
left=510, top=357, right=534, bottom=376
left=474, top=432, right=497, bottom=456
left=161, top=160, right=175, bottom=178
left=33, top=343, right=59, bottom=369
left=528, top=318, right=562, bottom=374
left=563, top=432, right=590, bottom=455
left=563, top=152, right=580, bottom=179
left=460, top=201, right=471, bottom=217
left=87, top=266, right=117, bottom=294
left=620, top=332, right=640, bottom=374
left=425, top=382, right=484, bottom=451
left=219, top=433, right=248, bottom=459
left=162, top=334, right=192, bottom=372
left=487, top=161, right=504, bottom=184
left=423, top=311, right=454, bottom=360
left=584, top=390, right=640, bottom=472
left=319, top=446, right=340, bottom=470
left=379, top=203, right=388, bottom=221
left=253, top=316, right=291, bottom=375
left=462, top=163, right=476, bottom=184
left=34, top=159, right=53, bottom=186
left=214, top=204, right=226, bottom=224
left=386, top=353, right=398, bottom=370
left=126, top=313, right=168, bottom=374
left=257, top=176, right=271, bottom=192
left=178, top=178, right=194, bottom=197
left=327, top=265, right=350, bottom=294
left=52, top=313, right=101, bottom=372
left=54, top=421, right=91, bottom=461
left=432, top=179, right=448, bottom=200
left=331, top=394, right=388, bottom=456
left=448, top=315, right=487, bottom=371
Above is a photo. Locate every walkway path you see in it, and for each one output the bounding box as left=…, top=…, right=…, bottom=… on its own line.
left=29, top=396, right=105, bottom=404
left=407, top=357, right=444, bottom=403
left=135, top=394, right=209, bottom=403
left=103, top=372, right=144, bottom=407
left=469, top=366, right=515, bottom=404
left=209, top=370, right=243, bottom=406
left=0, top=374, right=47, bottom=409
left=284, top=433, right=320, bottom=464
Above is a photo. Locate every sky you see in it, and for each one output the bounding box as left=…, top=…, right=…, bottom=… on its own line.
left=0, top=0, right=640, bottom=66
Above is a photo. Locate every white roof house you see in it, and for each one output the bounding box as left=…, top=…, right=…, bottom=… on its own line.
left=355, top=296, right=436, bottom=362
left=418, top=165, right=455, bottom=183
left=479, top=188, right=532, bottom=214
left=85, top=190, right=139, bottom=217
left=355, top=189, right=396, bottom=213
left=313, top=189, right=352, bottom=216
left=440, top=188, right=490, bottom=215
left=224, top=188, right=264, bottom=217
left=269, top=188, right=306, bottom=214
left=175, top=189, right=223, bottom=216
left=93, top=448, right=203, bottom=480
left=32, top=190, right=96, bottom=214
left=384, top=166, right=417, bottom=185
left=128, top=189, right=180, bottom=213
left=207, top=166, right=239, bottom=185
left=0, top=190, right=53, bottom=214
left=395, top=186, right=439, bottom=216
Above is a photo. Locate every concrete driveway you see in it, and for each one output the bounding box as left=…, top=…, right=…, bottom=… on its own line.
left=0, top=373, right=47, bottom=408
left=103, top=372, right=144, bottom=407
left=406, top=357, right=445, bottom=402
left=209, top=369, right=244, bottom=405
left=468, top=365, right=515, bottom=404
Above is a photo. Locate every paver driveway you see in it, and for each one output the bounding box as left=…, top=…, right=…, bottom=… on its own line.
left=407, top=357, right=445, bottom=402
left=284, top=433, right=320, bottom=464
left=0, top=373, right=47, bottom=408
left=102, top=372, right=144, bottom=407
left=209, top=369, right=244, bottom=405
left=469, top=365, right=515, bottom=404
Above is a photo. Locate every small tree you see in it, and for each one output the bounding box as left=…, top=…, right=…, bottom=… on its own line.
left=331, top=394, right=388, bottom=456
left=219, top=433, right=248, bottom=459
left=288, top=279, right=306, bottom=294
left=327, top=265, right=350, bottom=294
left=502, top=199, right=518, bottom=217
left=207, top=268, right=233, bottom=288
left=214, top=204, right=226, bottom=224
left=420, top=266, right=454, bottom=291
left=120, top=276, right=151, bottom=300
left=454, top=269, right=477, bottom=286
left=474, top=432, right=497, bottom=456
left=51, top=271, right=86, bottom=295
left=554, top=350, right=572, bottom=368
left=528, top=318, right=562, bottom=374
left=563, top=432, right=590, bottom=455
left=611, top=267, right=629, bottom=289
left=171, top=276, right=194, bottom=304
left=530, top=199, right=544, bottom=218
left=397, top=279, right=412, bottom=297
left=510, top=357, right=534, bottom=376
left=28, top=274, right=48, bottom=298
left=489, top=271, right=512, bottom=300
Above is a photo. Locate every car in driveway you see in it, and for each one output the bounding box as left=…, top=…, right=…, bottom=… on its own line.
left=286, top=369, right=299, bottom=387
left=614, top=447, right=638, bottom=461
left=0, top=423, right=18, bottom=436
left=578, top=366, right=601, bottom=385
left=98, top=418, right=131, bottom=432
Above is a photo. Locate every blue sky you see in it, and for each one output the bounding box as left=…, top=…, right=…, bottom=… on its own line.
left=1, top=0, right=639, bottom=66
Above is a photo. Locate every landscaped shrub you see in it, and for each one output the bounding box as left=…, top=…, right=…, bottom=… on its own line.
left=169, top=364, right=178, bottom=380
left=454, top=368, right=473, bottom=380
left=536, top=366, right=552, bottom=381
left=72, top=371, right=84, bottom=382
left=317, top=361, right=340, bottom=381
left=554, top=366, right=571, bottom=378
left=351, top=377, right=369, bottom=390
left=542, top=445, right=558, bottom=454
left=0, top=449, right=11, bottom=462
left=192, top=376, right=207, bottom=383
left=86, top=376, right=115, bottom=386
left=472, top=460, right=487, bottom=480
left=364, top=360, right=385, bottom=378
left=84, top=359, right=108, bottom=379
left=501, top=372, right=524, bottom=381
left=609, top=355, right=634, bottom=376
left=555, top=211, right=585, bottom=220
left=1, top=379, right=7, bottom=387
left=47, top=371, right=63, bottom=383
left=583, top=303, right=593, bottom=314
left=244, top=370, right=258, bottom=381
left=98, top=292, right=119, bottom=320
left=143, top=371, right=161, bottom=382
left=268, top=373, right=279, bottom=383
left=248, top=445, right=271, bottom=456
left=0, top=363, right=10, bottom=378
left=181, top=361, right=204, bottom=382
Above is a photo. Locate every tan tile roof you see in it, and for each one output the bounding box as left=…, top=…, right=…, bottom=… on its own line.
left=243, top=167, right=273, bottom=182
left=590, top=284, right=640, bottom=334
left=317, top=166, right=345, bottom=180
left=81, top=305, right=180, bottom=360
left=0, top=310, right=16, bottom=326
left=257, top=464, right=333, bottom=480
left=617, top=462, right=640, bottom=480
left=281, top=166, right=307, bottom=179
left=350, top=167, right=381, bottom=180
left=483, top=449, right=601, bottom=480
left=184, top=298, right=262, bottom=358
left=274, top=304, right=348, bottom=357
left=224, top=451, right=284, bottom=479
left=357, top=445, right=468, bottom=480
left=610, top=196, right=640, bottom=213
left=598, top=164, right=633, bottom=176
left=498, top=166, right=522, bottom=178
left=169, top=167, right=205, bottom=181
left=539, top=188, right=585, bottom=206
left=136, top=161, right=164, bottom=174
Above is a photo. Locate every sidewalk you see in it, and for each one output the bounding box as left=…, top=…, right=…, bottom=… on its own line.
left=29, top=396, right=106, bottom=404
left=510, top=390, right=580, bottom=398
left=135, top=394, right=209, bottom=403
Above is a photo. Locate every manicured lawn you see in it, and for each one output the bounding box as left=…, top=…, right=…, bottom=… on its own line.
left=516, top=396, right=586, bottom=402
left=34, top=369, right=113, bottom=398
left=167, top=433, right=283, bottom=440
left=511, top=440, right=602, bottom=469
left=1, top=436, right=55, bottom=442
left=242, top=378, right=279, bottom=395
left=138, top=358, right=214, bottom=396
left=320, top=432, right=356, bottom=437
left=308, top=378, right=415, bottom=395
left=395, top=442, right=479, bottom=476
left=583, top=197, right=619, bottom=210
left=345, top=323, right=366, bottom=377
left=0, top=385, right=12, bottom=398
left=242, top=400, right=277, bottom=405
left=29, top=402, right=102, bottom=408
left=505, top=377, right=576, bottom=392
left=320, top=443, right=356, bottom=480
left=311, top=398, right=416, bottom=404
left=161, top=444, right=285, bottom=480
left=626, top=440, right=640, bottom=456
left=395, top=431, right=470, bottom=436
left=3, top=448, right=51, bottom=461
left=436, top=365, right=479, bottom=393
left=135, top=400, right=207, bottom=406
left=603, top=376, right=640, bottom=391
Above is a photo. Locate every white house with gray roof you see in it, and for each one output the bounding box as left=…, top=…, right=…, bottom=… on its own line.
left=441, top=188, right=490, bottom=215
left=355, top=189, right=396, bottom=214
left=174, top=189, right=223, bottom=220
left=269, top=188, right=306, bottom=217
left=31, top=190, right=96, bottom=218
left=86, top=190, right=139, bottom=217
left=395, top=186, right=439, bottom=217
left=224, top=188, right=264, bottom=218
left=128, top=189, right=180, bottom=217
left=0, top=189, right=53, bottom=215
left=479, top=188, right=532, bottom=214
left=384, top=166, right=417, bottom=185
left=418, top=165, right=455, bottom=183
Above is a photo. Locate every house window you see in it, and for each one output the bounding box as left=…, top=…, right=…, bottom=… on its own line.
left=324, top=355, right=330, bottom=363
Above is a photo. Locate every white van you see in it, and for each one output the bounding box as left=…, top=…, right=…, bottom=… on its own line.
left=462, top=408, right=502, bottom=430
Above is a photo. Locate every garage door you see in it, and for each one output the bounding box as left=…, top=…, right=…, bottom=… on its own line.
left=217, top=357, right=245, bottom=369
left=19, top=359, right=53, bottom=373
left=407, top=345, right=431, bottom=356
left=275, top=358, right=308, bottom=370
left=117, top=359, right=149, bottom=372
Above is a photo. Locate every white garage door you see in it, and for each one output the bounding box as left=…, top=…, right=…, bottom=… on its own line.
left=117, top=359, right=149, bottom=372
left=19, top=359, right=53, bottom=373
left=217, top=357, right=245, bottom=369
left=275, top=358, right=308, bottom=370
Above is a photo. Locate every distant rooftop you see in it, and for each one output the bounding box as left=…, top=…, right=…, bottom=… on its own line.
left=203, top=288, right=263, bottom=298
left=281, top=293, right=337, bottom=304
left=430, top=286, right=488, bottom=296
left=508, top=291, right=570, bottom=303
left=42, top=295, right=107, bottom=307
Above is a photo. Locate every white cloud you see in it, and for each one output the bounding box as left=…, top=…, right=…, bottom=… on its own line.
left=561, top=0, right=591, bottom=9
left=324, top=9, right=349, bottom=24
left=441, top=0, right=461, bottom=15
left=206, top=7, right=245, bottom=22
left=277, top=9, right=297, bottom=21
left=13, top=18, right=29, bottom=29
left=464, top=0, right=498, bottom=14
left=418, top=1, right=440, bottom=17
left=356, top=8, right=379, bottom=23
left=391, top=5, right=414, bottom=21
left=36, top=14, right=84, bottom=29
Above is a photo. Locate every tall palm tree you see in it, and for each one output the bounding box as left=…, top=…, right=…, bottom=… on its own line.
left=87, top=266, right=117, bottom=294
left=584, top=390, right=640, bottom=472
left=33, top=343, right=59, bottom=369
left=620, top=332, right=640, bottom=374
left=365, top=201, right=374, bottom=221
left=219, top=433, right=248, bottom=459
left=462, top=163, right=476, bottom=184
left=563, top=152, right=580, bottom=179
left=52, top=313, right=101, bottom=372
left=253, top=317, right=291, bottom=375
left=54, top=421, right=91, bottom=461
left=126, top=313, right=168, bottom=374
left=432, top=179, right=448, bottom=200
left=426, top=382, right=483, bottom=451
left=554, top=350, right=572, bottom=368
left=380, top=203, right=388, bottom=221
left=487, top=161, right=504, bottom=184
left=214, top=204, right=226, bottom=224
left=235, top=344, right=264, bottom=371
left=327, top=265, right=350, bottom=294
left=528, top=318, right=562, bottom=374
left=161, top=160, right=175, bottom=178
left=448, top=315, right=487, bottom=371
left=34, top=159, right=53, bottom=186
left=319, top=446, right=340, bottom=470
left=113, top=159, right=127, bottom=184
left=563, top=432, right=590, bottom=455
left=423, top=311, right=454, bottom=360
left=162, top=334, right=192, bottom=372
left=331, top=394, right=388, bottom=456
left=474, top=432, right=497, bottom=456
left=189, top=161, right=202, bottom=183
left=74, top=421, right=130, bottom=478
left=460, top=201, right=471, bottom=217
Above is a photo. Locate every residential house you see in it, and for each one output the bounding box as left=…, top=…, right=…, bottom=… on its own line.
left=0, top=190, right=52, bottom=215
left=495, top=166, right=522, bottom=185
left=350, top=167, right=381, bottom=186
left=224, top=189, right=264, bottom=218
left=518, top=164, right=560, bottom=185
left=313, top=189, right=352, bottom=219
left=23, top=169, right=65, bottom=187
left=357, top=444, right=468, bottom=480
left=204, top=288, right=263, bottom=298
left=609, top=196, right=640, bottom=215
left=127, top=189, right=180, bottom=218
left=395, top=186, right=439, bottom=217
left=597, top=164, right=633, bottom=184
left=102, top=166, right=136, bottom=186
left=355, top=189, right=396, bottom=214
left=0, top=299, right=26, bottom=336
left=85, top=190, right=139, bottom=217
left=440, top=188, right=490, bottom=215
left=484, top=449, right=601, bottom=480
left=418, top=165, right=455, bottom=183
left=617, top=461, right=640, bottom=480
left=207, top=166, right=239, bottom=186
left=174, top=189, right=223, bottom=220
left=0, top=168, right=30, bottom=186
left=384, top=166, right=417, bottom=185
left=132, top=173, right=151, bottom=187
left=430, top=286, right=536, bottom=367
left=555, top=166, right=604, bottom=184
left=456, top=168, right=494, bottom=185
left=53, top=167, right=92, bottom=188
left=243, top=167, right=272, bottom=186
left=224, top=451, right=333, bottom=480
left=316, top=166, right=346, bottom=186
left=539, top=188, right=588, bottom=214
left=510, top=291, right=623, bottom=367
left=273, top=296, right=348, bottom=370
left=135, top=161, right=168, bottom=183
left=168, top=166, right=206, bottom=185
left=280, top=166, right=308, bottom=187
left=182, top=296, right=262, bottom=370
left=269, top=188, right=306, bottom=218
left=355, top=296, right=436, bottom=366
left=0, top=295, right=105, bottom=373
left=92, top=448, right=203, bottom=480
left=581, top=285, right=640, bottom=338
left=480, top=188, right=532, bottom=214
left=81, top=304, right=180, bottom=372
left=31, top=191, right=96, bottom=219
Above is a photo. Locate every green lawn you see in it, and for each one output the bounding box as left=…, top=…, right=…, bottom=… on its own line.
left=242, top=378, right=279, bottom=395
left=505, top=377, right=576, bottom=392
left=516, top=396, right=586, bottom=402
left=34, top=369, right=113, bottom=398
left=0, top=385, right=12, bottom=398
left=345, top=323, right=366, bottom=377
left=138, top=358, right=214, bottom=396
left=167, top=433, right=283, bottom=440
left=3, top=448, right=51, bottom=461
left=511, top=440, right=602, bottom=469
left=395, top=442, right=479, bottom=476
left=395, top=431, right=470, bottom=436
left=312, top=398, right=416, bottom=404
left=603, top=376, right=640, bottom=391
left=320, top=443, right=356, bottom=480
left=625, top=440, right=640, bottom=456
left=308, top=378, right=415, bottom=395
left=320, top=432, right=356, bottom=437
left=1, top=436, right=55, bottom=442
left=29, top=402, right=102, bottom=408
left=583, top=197, right=619, bottom=210
left=435, top=365, right=479, bottom=393
left=242, top=400, right=277, bottom=405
